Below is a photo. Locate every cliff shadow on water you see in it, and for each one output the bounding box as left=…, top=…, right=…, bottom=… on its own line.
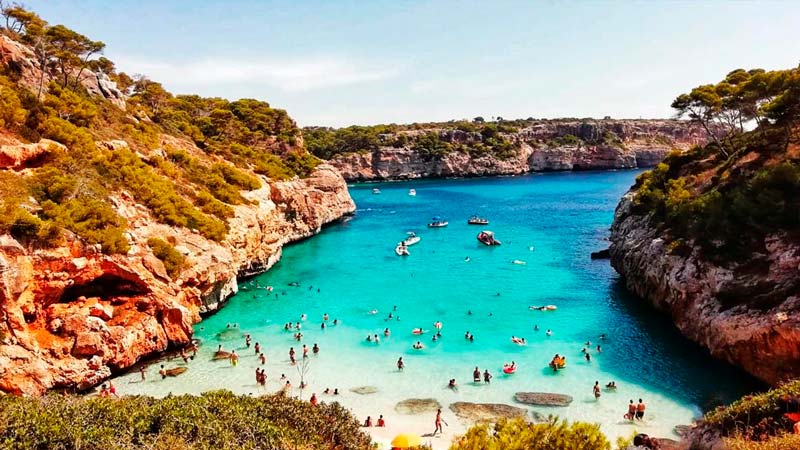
left=603, top=278, right=765, bottom=411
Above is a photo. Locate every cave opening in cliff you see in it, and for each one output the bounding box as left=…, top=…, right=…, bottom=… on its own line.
left=59, top=274, right=149, bottom=303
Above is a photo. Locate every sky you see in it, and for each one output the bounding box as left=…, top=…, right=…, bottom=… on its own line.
left=21, top=0, right=800, bottom=127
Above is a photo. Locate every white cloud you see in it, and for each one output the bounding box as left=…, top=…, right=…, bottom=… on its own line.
left=112, top=55, right=395, bottom=92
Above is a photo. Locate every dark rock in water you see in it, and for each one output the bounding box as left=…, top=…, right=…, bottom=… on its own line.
left=449, top=402, right=528, bottom=423
left=395, top=398, right=441, bottom=414
left=514, top=392, right=573, bottom=406
left=350, top=386, right=378, bottom=395
left=165, top=367, right=187, bottom=377
left=215, top=328, right=242, bottom=341
left=590, top=248, right=610, bottom=259
left=212, top=351, right=232, bottom=360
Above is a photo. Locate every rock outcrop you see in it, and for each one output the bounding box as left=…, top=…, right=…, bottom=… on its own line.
left=0, top=145, right=355, bottom=395
left=514, top=392, right=573, bottom=407
left=449, top=402, right=529, bottom=423
left=330, top=120, right=706, bottom=181
left=0, top=35, right=126, bottom=109
left=609, top=192, right=800, bottom=386
left=0, top=139, right=66, bottom=169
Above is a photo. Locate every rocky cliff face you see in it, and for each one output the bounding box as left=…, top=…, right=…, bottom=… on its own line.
left=0, top=137, right=354, bottom=395
left=609, top=193, right=800, bottom=386
left=331, top=120, right=706, bottom=181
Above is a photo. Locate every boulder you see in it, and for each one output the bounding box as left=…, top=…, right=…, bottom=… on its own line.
left=88, top=303, right=114, bottom=321
left=0, top=139, right=66, bottom=170
left=514, top=392, right=573, bottom=406
left=590, top=248, right=611, bottom=259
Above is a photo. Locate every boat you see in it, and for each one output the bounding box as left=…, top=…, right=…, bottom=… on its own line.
left=408, top=189, right=416, bottom=196
left=395, top=243, right=409, bottom=256
left=372, top=188, right=381, bottom=194
left=403, top=232, right=421, bottom=246
left=477, top=230, right=501, bottom=246
left=529, top=305, right=557, bottom=311
left=428, top=216, right=449, bottom=228
left=468, top=215, right=489, bottom=225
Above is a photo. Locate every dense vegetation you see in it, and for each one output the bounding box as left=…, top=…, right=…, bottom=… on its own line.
left=450, top=417, right=610, bottom=450
left=632, top=66, right=800, bottom=262
left=303, top=121, right=522, bottom=161
left=0, top=390, right=373, bottom=450
left=0, top=4, right=317, bottom=254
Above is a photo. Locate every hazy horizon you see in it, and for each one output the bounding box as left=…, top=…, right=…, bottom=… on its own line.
left=22, top=0, right=800, bottom=127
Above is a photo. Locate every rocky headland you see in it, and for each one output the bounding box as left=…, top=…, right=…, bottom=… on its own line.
left=319, top=120, right=707, bottom=181
left=609, top=127, right=800, bottom=386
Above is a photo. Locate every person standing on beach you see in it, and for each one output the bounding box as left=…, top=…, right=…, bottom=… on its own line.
left=593, top=381, right=601, bottom=400
left=433, top=408, right=447, bottom=436
left=397, top=357, right=404, bottom=371
left=636, top=399, right=646, bottom=420
left=230, top=350, right=239, bottom=366
left=473, top=366, right=481, bottom=382
left=483, top=369, right=492, bottom=384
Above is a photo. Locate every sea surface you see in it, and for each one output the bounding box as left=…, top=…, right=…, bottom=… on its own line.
left=113, top=170, right=760, bottom=445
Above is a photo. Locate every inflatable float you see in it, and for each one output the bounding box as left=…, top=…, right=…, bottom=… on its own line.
left=503, top=363, right=517, bottom=374
left=412, top=328, right=425, bottom=335
left=549, top=358, right=566, bottom=370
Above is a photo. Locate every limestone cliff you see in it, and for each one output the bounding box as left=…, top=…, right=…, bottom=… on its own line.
left=609, top=128, right=800, bottom=386
left=327, top=120, right=706, bottom=181
left=0, top=142, right=354, bottom=395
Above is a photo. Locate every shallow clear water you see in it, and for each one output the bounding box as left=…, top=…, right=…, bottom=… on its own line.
left=114, top=171, right=760, bottom=443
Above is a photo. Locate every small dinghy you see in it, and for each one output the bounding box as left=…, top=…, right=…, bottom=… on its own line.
left=395, top=243, right=409, bottom=256
left=372, top=188, right=381, bottom=194
left=403, top=232, right=421, bottom=246
left=477, top=230, right=501, bottom=246
left=408, top=189, right=416, bottom=196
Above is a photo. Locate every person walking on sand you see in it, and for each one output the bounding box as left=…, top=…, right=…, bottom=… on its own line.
left=593, top=381, right=601, bottom=400
left=397, top=357, right=405, bottom=371
left=433, top=408, right=447, bottom=436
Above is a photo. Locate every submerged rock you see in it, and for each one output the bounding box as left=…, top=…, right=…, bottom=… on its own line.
left=590, top=248, right=611, bottom=259
left=395, top=398, right=441, bottom=414
left=350, top=386, right=378, bottom=395
left=449, top=402, right=528, bottom=423
left=514, top=392, right=573, bottom=406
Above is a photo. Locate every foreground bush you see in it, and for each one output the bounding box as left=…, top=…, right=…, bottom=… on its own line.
left=0, top=390, right=373, bottom=450
left=703, top=379, right=800, bottom=439
left=724, top=434, right=800, bottom=450
left=450, top=417, right=610, bottom=450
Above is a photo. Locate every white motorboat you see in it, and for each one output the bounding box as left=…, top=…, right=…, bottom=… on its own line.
left=427, top=216, right=448, bottom=228
left=395, top=243, right=409, bottom=256
left=372, top=188, right=381, bottom=194
left=403, top=232, right=421, bottom=246
left=408, top=189, right=417, bottom=196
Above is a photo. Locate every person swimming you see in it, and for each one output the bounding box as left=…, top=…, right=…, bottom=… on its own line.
left=323, top=313, right=329, bottom=321
left=546, top=329, right=552, bottom=336
left=413, top=341, right=424, bottom=350
left=384, top=328, right=390, bottom=337
left=312, top=343, right=319, bottom=354
left=448, top=378, right=457, bottom=390
left=534, top=324, right=539, bottom=331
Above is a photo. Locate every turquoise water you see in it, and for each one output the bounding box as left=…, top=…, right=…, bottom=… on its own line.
left=114, top=171, right=760, bottom=445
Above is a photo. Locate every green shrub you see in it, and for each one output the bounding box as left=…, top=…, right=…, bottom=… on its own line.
left=40, top=197, right=129, bottom=254
left=0, top=391, right=372, bottom=450
left=450, top=417, right=610, bottom=450
left=147, top=237, right=186, bottom=278
left=0, top=75, right=26, bottom=129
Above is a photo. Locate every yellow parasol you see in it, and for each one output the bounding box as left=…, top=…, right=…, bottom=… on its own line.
left=391, top=433, right=422, bottom=449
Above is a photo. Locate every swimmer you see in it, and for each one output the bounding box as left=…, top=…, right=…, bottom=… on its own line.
left=393, top=305, right=398, bottom=311
left=368, top=309, right=378, bottom=315
left=585, top=352, right=591, bottom=362
left=593, top=381, right=601, bottom=399
left=431, top=335, right=437, bottom=342
left=259, top=353, right=266, bottom=365
left=384, top=328, right=391, bottom=337
left=585, top=341, right=591, bottom=347
left=366, top=335, right=372, bottom=342
left=448, top=378, right=457, bottom=390
left=323, top=313, right=329, bottom=321
left=597, top=345, right=602, bottom=353
left=300, top=314, right=307, bottom=321
left=254, top=342, right=261, bottom=354
left=312, top=343, right=319, bottom=354
left=436, top=331, right=441, bottom=338
left=606, top=381, right=617, bottom=389
left=321, top=322, right=326, bottom=330
left=546, top=329, right=552, bottom=336
left=302, top=345, right=308, bottom=358
left=467, top=310, right=473, bottom=315
left=413, top=341, right=424, bottom=350
left=599, top=333, right=607, bottom=340
left=333, top=319, right=339, bottom=325
left=465, top=256, right=470, bottom=262
left=469, top=334, right=474, bottom=342
left=245, top=334, right=252, bottom=348
left=534, top=324, right=539, bottom=331
left=373, top=334, right=380, bottom=343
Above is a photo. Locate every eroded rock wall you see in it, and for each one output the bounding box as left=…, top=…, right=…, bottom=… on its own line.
left=0, top=158, right=354, bottom=395
left=609, top=192, right=800, bottom=386
left=330, top=120, right=706, bottom=181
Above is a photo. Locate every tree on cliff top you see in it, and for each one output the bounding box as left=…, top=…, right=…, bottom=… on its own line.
left=672, top=66, right=800, bottom=156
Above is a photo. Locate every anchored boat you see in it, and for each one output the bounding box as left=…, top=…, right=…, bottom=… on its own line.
left=477, top=230, right=501, bottom=246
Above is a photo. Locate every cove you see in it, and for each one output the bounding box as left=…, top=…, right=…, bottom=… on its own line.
left=112, top=170, right=761, bottom=445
